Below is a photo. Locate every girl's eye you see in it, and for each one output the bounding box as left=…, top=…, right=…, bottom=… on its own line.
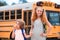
left=40, top=11, right=42, bottom=12
left=38, top=10, right=39, bottom=12
left=38, top=10, right=42, bottom=12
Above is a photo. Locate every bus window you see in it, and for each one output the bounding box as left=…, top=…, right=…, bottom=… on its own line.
left=0, top=12, right=3, bottom=20
left=5, top=11, right=9, bottom=20
left=17, top=9, right=22, bottom=19
left=24, top=11, right=27, bottom=25
left=46, top=11, right=60, bottom=25
left=11, top=10, right=15, bottom=19
left=59, top=12, right=60, bottom=24
left=28, top=11, right=32, bottom=25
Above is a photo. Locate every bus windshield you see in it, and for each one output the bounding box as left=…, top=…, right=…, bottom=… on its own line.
left=46, top=11, right=60, bottom=25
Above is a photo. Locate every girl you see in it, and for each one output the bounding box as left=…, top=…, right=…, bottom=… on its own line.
left=12, top=20, right=32, bottom=40
left=31, top=7, right=52, bottom=40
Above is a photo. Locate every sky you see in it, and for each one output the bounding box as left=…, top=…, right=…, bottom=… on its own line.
left=4, top=0, right=60, bottom=5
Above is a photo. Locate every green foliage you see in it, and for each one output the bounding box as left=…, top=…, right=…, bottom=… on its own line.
left=19, top=0, right=28, bottom=3
left=0, top=1, right=7, bottom=6
left=11, top=2, right=16, bottom=5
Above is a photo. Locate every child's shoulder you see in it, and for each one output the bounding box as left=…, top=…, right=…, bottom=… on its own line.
left=15, top=29, right=21, bottom=33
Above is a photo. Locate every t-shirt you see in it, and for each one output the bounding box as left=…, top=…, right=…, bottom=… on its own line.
left=15, top=29, right=25, bottom=40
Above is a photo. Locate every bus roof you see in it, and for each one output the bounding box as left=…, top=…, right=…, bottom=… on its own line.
left=0, top=3, right=33, bottom=11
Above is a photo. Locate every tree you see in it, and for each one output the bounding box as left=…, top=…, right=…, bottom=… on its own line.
left=12, top=2, right=16, bottom=5
left=19, top=0, right=27, bottom=3
left=0, top=1, right=7, bottom=6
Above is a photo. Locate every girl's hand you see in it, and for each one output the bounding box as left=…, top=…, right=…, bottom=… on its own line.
left=13, top=25, right=17, bottom=30
left=30, top=32, right=33, bottom=36
left=24, top=30, right=33, bottom=38
left=12, top=25, right=16, bottom=32
left=29, top=30, right=33, bottom=36
left=57, top=32, right=60, bottom=39
left=40, top=33, right=47, bottom=37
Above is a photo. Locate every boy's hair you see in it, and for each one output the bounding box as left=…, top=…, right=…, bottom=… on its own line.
left=16, top=19, right=25, bottom=29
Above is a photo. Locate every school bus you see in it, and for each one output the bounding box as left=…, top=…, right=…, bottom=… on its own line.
left=33, top=1, right=60, bottom=39
left=0, top=3, right=33, bottom=39
left=0, top=1, right=60, bottom=40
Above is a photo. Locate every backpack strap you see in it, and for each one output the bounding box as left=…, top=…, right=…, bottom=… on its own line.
left=21, top=29, right=27, bottom=40
left=21, top=29, right=24, bottom=36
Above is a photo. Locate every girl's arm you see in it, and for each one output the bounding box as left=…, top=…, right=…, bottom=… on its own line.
left=43, top=12, right=52, bottom=34
left=12, top=25, right=16, bottom=38
left=12, top=31, right=15, bottom=38
left=40, top=11, right=52, bottom=37
left=23, top=19, right=33, bottom=38
left=31, top=21, right=34, bottom=30
left=24, top=30, right=32, bottom=38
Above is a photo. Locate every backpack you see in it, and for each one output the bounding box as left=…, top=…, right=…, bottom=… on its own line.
left=10, top=29, right=27, bottom=40
left=10, top=31, right=15, bottom=40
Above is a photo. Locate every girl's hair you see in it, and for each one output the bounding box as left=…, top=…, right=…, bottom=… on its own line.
left=16, top=19, right=25, bottom=29
left=31, top=7, right=45, bottom=22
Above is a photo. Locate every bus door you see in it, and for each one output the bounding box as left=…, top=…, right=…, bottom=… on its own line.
left=23, top=10, right=32, bottom=34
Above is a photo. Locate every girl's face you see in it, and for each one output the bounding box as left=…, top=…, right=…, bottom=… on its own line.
left=36, top=7, right=43, bottom=17
left=16, top=21, right=20, bottom=29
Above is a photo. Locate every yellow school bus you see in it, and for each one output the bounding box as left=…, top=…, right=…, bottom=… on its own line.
left=33, top=1, right=60, bottom=39
left=0, top=1, right=60, bottom=40
left=0, top=3, right=33, bottom=39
